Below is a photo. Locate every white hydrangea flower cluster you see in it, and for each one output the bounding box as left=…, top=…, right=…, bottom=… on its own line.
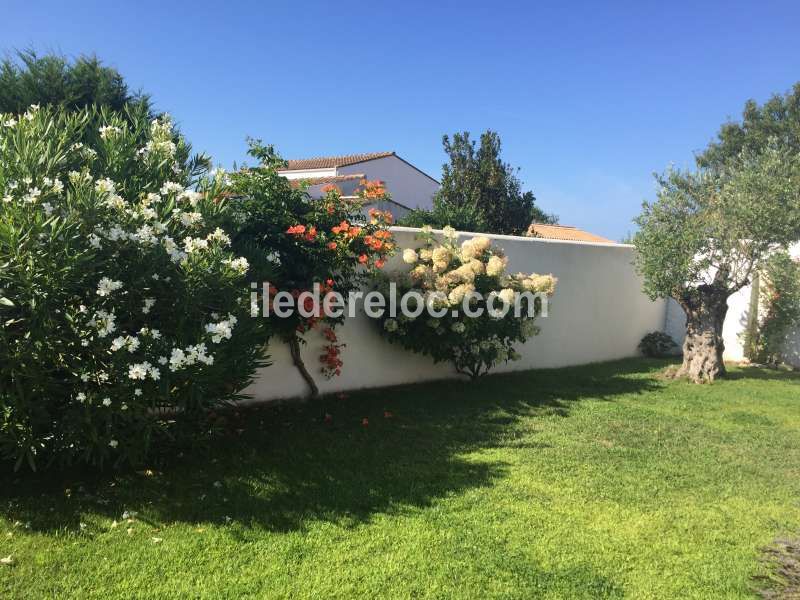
left=381, top=229, right=557, bottom=378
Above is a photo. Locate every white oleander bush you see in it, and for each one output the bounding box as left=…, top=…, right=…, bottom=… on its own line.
left=0, top=104, right=265, bottom=470
left=375, top=227, right=556, bottom=377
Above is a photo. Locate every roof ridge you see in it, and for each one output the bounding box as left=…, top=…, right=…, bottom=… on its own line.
left=279, top=151, right=395, bottom=171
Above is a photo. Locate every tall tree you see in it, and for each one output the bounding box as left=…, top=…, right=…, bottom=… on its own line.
left=635, top=84, right=800, bottom=383
left=401, top=131, right=555, bottom=234
left=0, top=49, right=150, bottom=115
left=697, top=83, right=800, bottom=168
left=0, top=49, right=209, bottom=179
left=634, top=143, right=800, bottom=382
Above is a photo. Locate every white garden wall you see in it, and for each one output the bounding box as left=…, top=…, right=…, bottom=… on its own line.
left=243, top=227, right=667, bottom=402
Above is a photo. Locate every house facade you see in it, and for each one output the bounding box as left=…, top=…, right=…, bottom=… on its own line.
left=278, top=152, right=439, bottom=219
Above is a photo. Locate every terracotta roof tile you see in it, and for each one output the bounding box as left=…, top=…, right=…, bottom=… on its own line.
left=279, top=152, right=394, bottom=171
left=286, top=174, right=365, bottom=188
left=526, top=223, right=614, bottom=244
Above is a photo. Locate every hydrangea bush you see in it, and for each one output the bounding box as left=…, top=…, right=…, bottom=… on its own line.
left=375, top=227, right=556, bottom=377
left=227, top=141, right=395, bottom=396
left=0, top=105, right=265, bottom=469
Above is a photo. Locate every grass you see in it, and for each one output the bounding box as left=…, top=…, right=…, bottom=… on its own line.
left=1, top=358, right=799, bottom=598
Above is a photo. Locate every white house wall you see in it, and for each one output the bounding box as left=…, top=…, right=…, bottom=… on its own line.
left=337, top=156, right=439, bottom=212
left=243, top=228, right=666, bottom=402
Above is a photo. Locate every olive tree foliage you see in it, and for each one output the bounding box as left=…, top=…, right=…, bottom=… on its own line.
left=634, top=143, right=800, bottom=382
left=697, top=82, right=800, bottom=168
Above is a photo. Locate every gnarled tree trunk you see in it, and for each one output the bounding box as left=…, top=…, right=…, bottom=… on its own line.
left=675, top=286, right=730, bottom=383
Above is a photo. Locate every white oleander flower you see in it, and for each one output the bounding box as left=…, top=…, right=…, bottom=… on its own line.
left=90, top=310, right=117, bottom=337
left=225, top=257, right=249, bottom=275
left=97, top=277, right=123, bottom=297
left=94, top=178, right=116, bottom=195
left=207, top=228, right=231, bottom=245
left=22, top=187, right=41, bottom=203
left=107, top=226, right=126, bottom=241
left=102, top=398, right=112, bottom=407
left=105, top=194, right=127, bottom=210
left=179, top=211, right=203, bottom=227
left=142, top=298, right=156, bottom=314
left=160, top=181, right=183, bottom=195
left=183, top=237, right=208, bottom=254
left=109, top=439, right=118, bottom=448
left=99, top=125, right=123, bottom=139
left=205, top=315, right=237, bottom=343
left=128, top=363, right=149, bottom=380
left=177, top=189, right=202, bottom=206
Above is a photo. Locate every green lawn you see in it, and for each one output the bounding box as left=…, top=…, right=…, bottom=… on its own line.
left=1, top=359, right=799, bottom=598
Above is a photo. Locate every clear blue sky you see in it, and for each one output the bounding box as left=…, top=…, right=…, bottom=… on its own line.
left=5, top=0, right=800, bottom=240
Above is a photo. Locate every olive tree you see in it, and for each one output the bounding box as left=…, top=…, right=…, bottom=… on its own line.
left=634, top=144, right=800, bottom=382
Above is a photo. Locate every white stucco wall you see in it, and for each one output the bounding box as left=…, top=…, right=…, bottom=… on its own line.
left=243, top=227, right=667, bottom=402
left=338, top=156, right=439, bottom=211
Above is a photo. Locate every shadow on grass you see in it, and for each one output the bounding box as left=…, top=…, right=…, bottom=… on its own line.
left=723, top=365, right=800, bottom=382
left=0, top=358, right=666, bottom=535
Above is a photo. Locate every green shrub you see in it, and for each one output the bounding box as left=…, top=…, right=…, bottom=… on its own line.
left=226, top=141, right=394, bottom=396
left=753, top=251, right=800, bottom=365
left=374, top=227, right=556, bottom=378
left=638, top=331, right=679, bottom=358
left=0, top=104, right=266, bottom=470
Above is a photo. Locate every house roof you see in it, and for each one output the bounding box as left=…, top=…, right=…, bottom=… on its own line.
left=279, top=151, right=441, bottom=184
left=286, top=174, right=365, bottom=188
left=526, top=223, right=614, bottom=244
left=279, top=152, right=395, bottom=171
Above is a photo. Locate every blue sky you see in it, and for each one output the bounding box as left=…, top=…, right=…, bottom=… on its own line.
left=5, top=0, right=800, bottom=240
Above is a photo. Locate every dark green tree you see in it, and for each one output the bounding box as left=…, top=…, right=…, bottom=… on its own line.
left=0, top=49, right=209, bottom=179
left=697, top=83, right=800, bottom=168
left=400, top=131, right=555, bottom=234
left=0, top=49, right=150, bottom=115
